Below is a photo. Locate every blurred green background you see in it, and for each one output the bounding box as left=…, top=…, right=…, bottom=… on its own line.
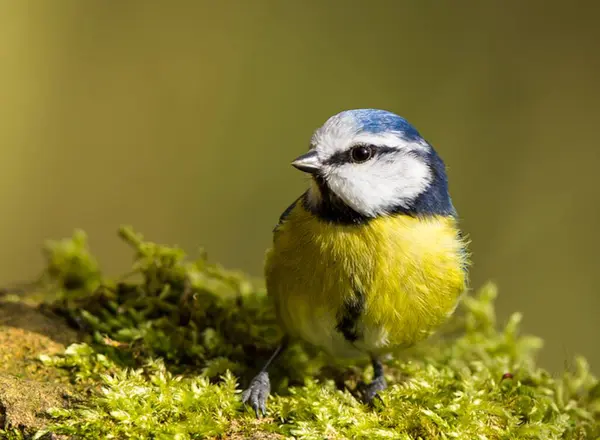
left=1, top=1, right=598, bottom=373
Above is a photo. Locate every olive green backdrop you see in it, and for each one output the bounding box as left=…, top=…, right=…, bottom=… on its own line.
left=1, top=1, right=598, bottom=373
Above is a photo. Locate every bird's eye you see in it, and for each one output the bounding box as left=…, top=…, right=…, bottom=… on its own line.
left=350, top=145, right=373, bottom=163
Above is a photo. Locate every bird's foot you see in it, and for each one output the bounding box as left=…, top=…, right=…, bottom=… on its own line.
left=358, top=375, right=387, bottom=405
left=241, top=371, right=270, bottom=418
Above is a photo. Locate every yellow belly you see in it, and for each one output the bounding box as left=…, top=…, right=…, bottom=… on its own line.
left=265, top=201, right=468, bottom=359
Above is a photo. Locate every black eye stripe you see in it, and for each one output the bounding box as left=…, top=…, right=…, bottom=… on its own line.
left=324, top=145, right=399, bottom=166
left=371, top=146, right=398, bottom=156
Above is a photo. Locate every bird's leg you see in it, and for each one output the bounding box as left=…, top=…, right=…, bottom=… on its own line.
left=241, top=336, right=289, bottom=418
left=363, top=356, right=387, bottom=403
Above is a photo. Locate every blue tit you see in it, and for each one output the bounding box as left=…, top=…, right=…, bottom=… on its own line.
left=242, top=109, right=469, bottom=417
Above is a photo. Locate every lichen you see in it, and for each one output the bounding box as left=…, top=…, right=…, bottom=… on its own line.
left=0, top=296, right=78, bottom=439
left=2, top=227, right=598, bottom=439
left=0, top=375, right=66, bottom=433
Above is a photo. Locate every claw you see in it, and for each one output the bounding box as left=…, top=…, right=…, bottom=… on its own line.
left=241, top=371, right=271, bottom=418
left=260, top=399, right=267, bottom=417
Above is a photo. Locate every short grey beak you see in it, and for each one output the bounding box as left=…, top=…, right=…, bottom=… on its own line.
left=291, top=150, right=321, bottom=174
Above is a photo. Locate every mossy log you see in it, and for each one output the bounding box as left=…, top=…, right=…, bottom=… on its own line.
left=0, top=228, right=597, bottom=439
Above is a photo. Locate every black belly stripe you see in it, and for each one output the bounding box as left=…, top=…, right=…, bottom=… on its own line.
left=335, top=289, right=365, bottom=342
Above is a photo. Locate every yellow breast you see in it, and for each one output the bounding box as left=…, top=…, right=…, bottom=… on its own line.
left=265, top=201, right=468, bottom=358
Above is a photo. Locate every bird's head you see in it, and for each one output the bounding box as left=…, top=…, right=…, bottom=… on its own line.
left=292, top=109, right=454, bottom=221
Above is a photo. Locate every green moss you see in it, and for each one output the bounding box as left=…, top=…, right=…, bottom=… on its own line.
left=36, top=351, right=240, bottom=439
left=12, top=228, right=600, bottom=439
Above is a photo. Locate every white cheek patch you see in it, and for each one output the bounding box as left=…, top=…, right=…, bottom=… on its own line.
left=325, top=154, right=433, bottom=217
left=308, top=111, right=435, bottom=216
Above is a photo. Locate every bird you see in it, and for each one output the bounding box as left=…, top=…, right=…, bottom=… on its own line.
left=242, top=108, right=469, bottom=417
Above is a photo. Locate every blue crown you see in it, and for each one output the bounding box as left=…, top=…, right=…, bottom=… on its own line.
left=340, top=109, right=422, bottom=141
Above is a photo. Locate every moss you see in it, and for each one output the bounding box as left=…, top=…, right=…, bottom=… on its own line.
left=2, top=227, right=599, bottom=439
